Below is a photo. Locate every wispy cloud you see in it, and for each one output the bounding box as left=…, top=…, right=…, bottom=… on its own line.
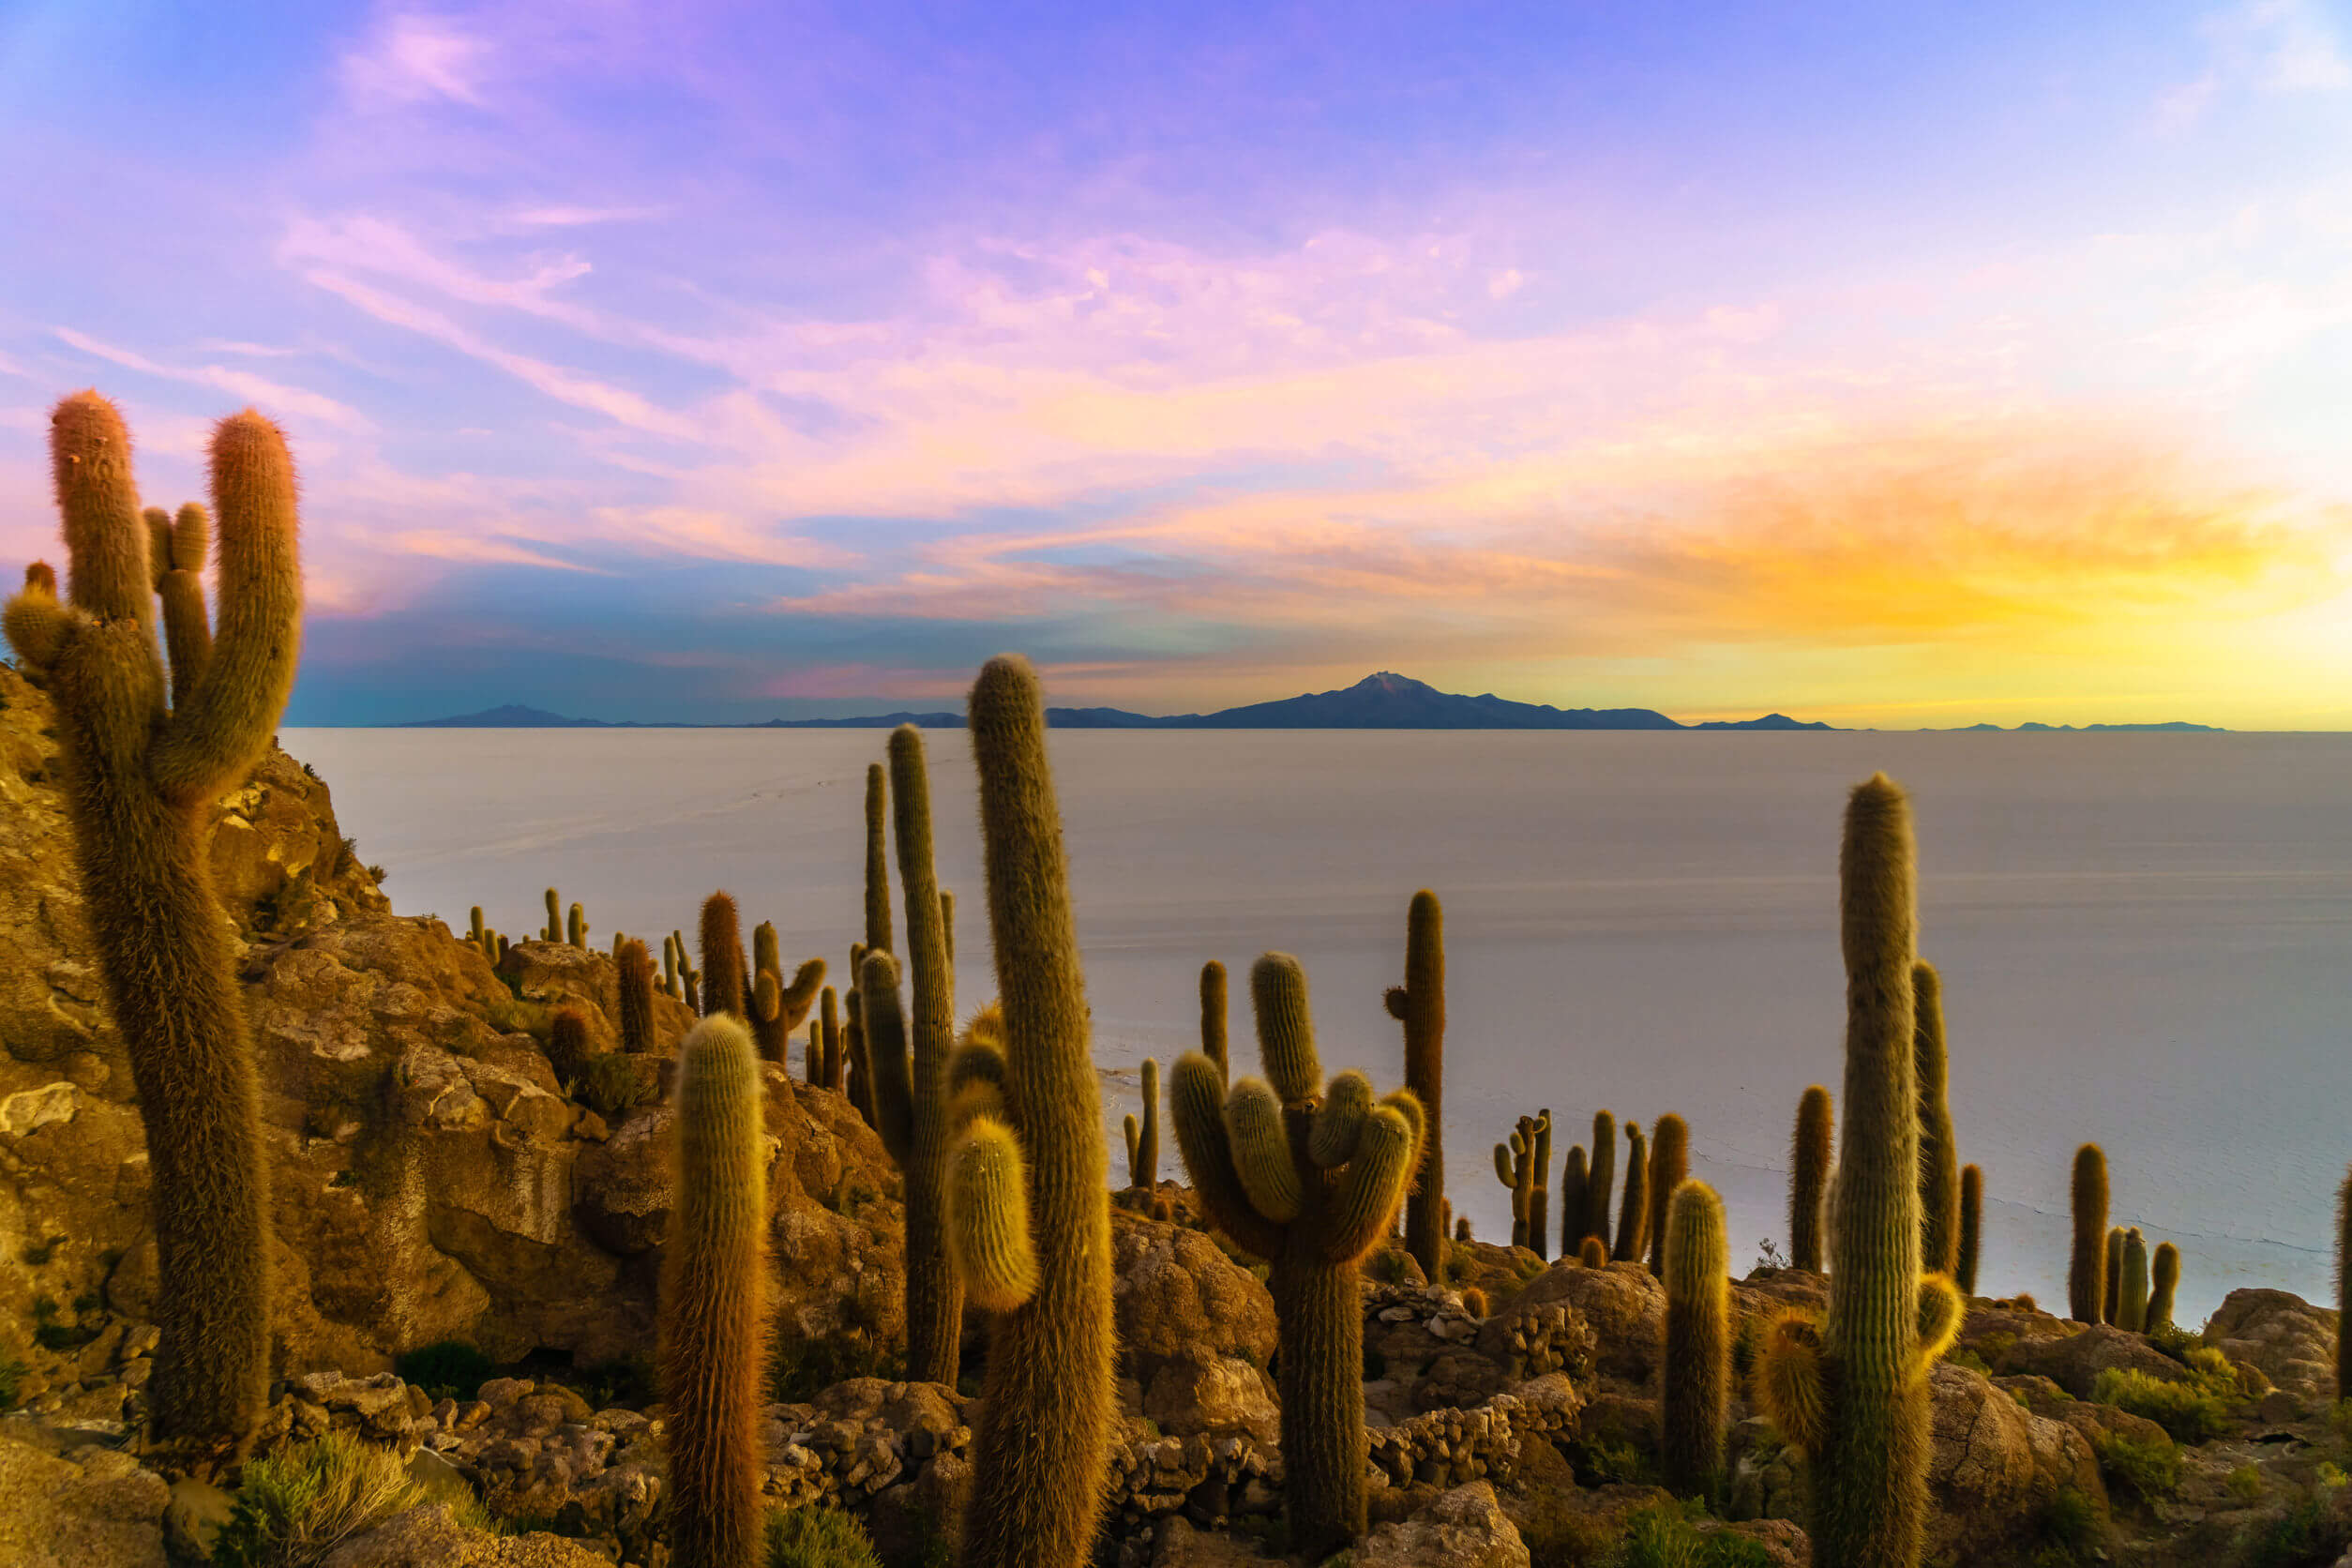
left=51, top=328, right=371, bottom=432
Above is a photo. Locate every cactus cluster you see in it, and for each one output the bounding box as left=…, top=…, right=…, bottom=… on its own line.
left=6, top=392, right=304, bottom=1453
left=1173, top=953, right=1425, bottom=1558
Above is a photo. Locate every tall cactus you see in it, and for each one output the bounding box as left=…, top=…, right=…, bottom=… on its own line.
left=1559, top=1145, right=1590, bottom=1260
left=1200, top=960, right=1229, bottom=1084
left=1529, top=1109, right=1552, bottom=1262
left=545, top=887, right=562, bottom=942
left=1751, top=775, right=1960, bottom=1568
left=699, top=892, right=748, bottom=1020
left=568, top=900, right=587, bottom=949
left=1647, top=1112, right=1690, bottom=1277
left=1662, top=1178, right=1730, bottom=1501
left=5, top=393, right=302, bottom=1453
left=2148, top=1242, right=2179, bottom=1334
left=658, top=1016, right=768, bottom=1568
left=883, top=722, right=963, bottom=1387
left=2070, top=1145, right=2108, bottom=1324
left=617, top=939, right=656, bottom=1054
left=1613, top=1123, right=1650, bottom=1263
left=1170, top=953, right=1423, bottom=1559
left=1791, top=1086, right=1832, bottom=1274
left=1913, top=960, right=1959, bottom=1277
left=2118, top=1228, right=2149, bottom=1333
left=864, top=761, right=894, bottom=957
left=1385, top=890, right=1446, bottom=1284
left=1585, top=1110, right=1618, bottom=1254
left=1956, top=1164, right=1982, bottom=1296
left=1129, top=1058, right=1160, bottom=1189
left=937, top=656, right=1115, bottom=1568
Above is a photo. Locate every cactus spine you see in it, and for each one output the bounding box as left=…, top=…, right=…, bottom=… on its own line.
left=1662, top=1178, right=1730, bottom=1500
left=1912, top=960, right=1958, bottom=1277
left=1559, top=1145, right=1590, bottom=1259
left=939, top=656, right=1115, bottom=1568
left=1200, top=960, right=1229, bottom=1084
left=2104, top=1229, right=2125, bottom=1325
left=1585, top=1110, right=1618, bottom=1254
left=2118, top=1228, right=2149, bottom=1332
left=1956, top=1164, right=1982, bottom=1296
left=1385, top=890, right=1446, bottom=1284
left=658, top=1017, right=768, bottom=1568
left=1170, top=953, right=1423, bottom=1559
left=1613, top=1123, right=1650, bottom=1263
left=1647, top=1113, right=1689, bottom=1277
left=5, top=394, right=303, bottom=1453
left=864, top=761, right=893, bottom=957
left=1791, top=1086, right=1832, bottom=1274
left=2148, top=1241, right=2179, bottom=1334
left=1750, top=775, right=1959, bottom=1568
left=885, top=722, right=963, bottom=1388
left=2070, top=1145, right=2108, bottom=1324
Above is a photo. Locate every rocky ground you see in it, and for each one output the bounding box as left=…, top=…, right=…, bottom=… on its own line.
left=3, top=661, right=2351, bottom=1567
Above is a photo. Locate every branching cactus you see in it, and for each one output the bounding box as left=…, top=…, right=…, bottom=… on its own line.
left=747, top=920, right=824, bottom=1061
left=1171, top=952, right=1425, bottom=1558
left=4, top=392, right=302, bottom=1454
left=1559, top=1145, right=1590, bottom=1259
left=1494, top=1121, right=1535, bottom=1249
left=1648, top=1113, right=1690, bottom=1277
left=1586, top=1110, right=1618, bottom=1255
left=936, top=656, right=1115, bottom=1568
left=658, top=1016, right=768, bottom=1568
left=1385, top=890, right=1446, bottom=1283
left=1662, top=1178, right=1730, bottom=1500
left=1913, top=960, right=1959, bottom=1277
left=2148, top=1242, right=2179, bottom=1334
left=2118, top=1228, right=2149, bottom=1332
left=1200, top=959, right=1229, bottom=1084
left=1791, top=1086, right=1833, bottom=1274
left=2071, top=1145, right=2109, bottom=1324
left=1751, top=775, right=1961, bottom=1568
left=1614, top=1123, right=1650, bottom=1263
left=1957, top=1164, right=1983, bottom=1296
left=883, top=722, right=963, bottom=1387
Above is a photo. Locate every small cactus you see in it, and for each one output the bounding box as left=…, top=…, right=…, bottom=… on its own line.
left=1128, top=1058, right=1159, bottom=1188
left=1613, top=1123, right=1650, bottom=1263
left=658, top=1017, right=768, bottom=1568
left=568, top=900, right=587, bottom=949
left=2148, top=1241, right=2179, bottom=1334
left=1578, top=1236, right=1608, bottom=1268
left=2118, top=1228, right=2149, bottom=1333
left=1956, top=1165, right=1982, bottom=1296
left=1461, top=1286, right=1488, bottom=1318
left=1662, top=1178, right=1730, bottom=1500
left=2103, top=1228, right=2125, bottom=1325
left=2070, top=1145, right=2108, bottom=1324
left=1200, top=959, right=1229, bottom=1084
left=1913, top=960, right=1958, bottom=1277
left=617, top=939, right=656, bottom=1055
left=545, top=887, right=562, bottom=942
left=1585, top=1110, right=1617, bottom=1255
left=1647, top=1113, right=1689, bottom=1277
left=549, top=1004, right=592, bottom=1086
left=1384, top=890, right=1446, bottom=1284
left=1791, top=1086, right=1833, bottom=1274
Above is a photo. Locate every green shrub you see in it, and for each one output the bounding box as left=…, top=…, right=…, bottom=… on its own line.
left=2092, top=1429, right=2180, bottom=1500
left=1565, top=1434, right=1656, bottom=1487
left=2225, top=1465, right=2266, bottom=1503
left=394, top=1340, right=494, bottom=1401
left=2237, top=1494, right=2350, bottom=1568
left=2036, top=1485, right=2100, bottom=1562
left=2092, top=1368, right=2232, bottom=1443
left=212, top=1431, right=423, bottom=1567
left=1947, top=1348, right=1992, bottom=1377
left=575, top=1053, right=651, bottom=1120
left=765, top=1504, right=882, bottom=1568
left=2145, top=1322, right=2200, bottom=1364
left=1605, top=1503, right=1772, bottom=1568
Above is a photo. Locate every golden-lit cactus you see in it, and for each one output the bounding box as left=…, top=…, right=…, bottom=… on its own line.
left=2148, top=1241, right=2179, bottom=1334
left=1172, top=952, right=1425, bottom=1558
left=1913, top=960, right=1959, bottom=1277
left=1200, top=959, right=1229, bottom=1084
left=545, top=887, right=562, bottom=942
left=818, top=986, right=841, bottom=1090
left=1384, top=890, right=1447, bottom=1283
left=1128, top=1057, right=1160, bottom=1188
left=699, top=891, right=748, bottom=1020
left=1647, top=1112, right=1690, bottom=1277
left=864, top=761, right=893, bottom=957
left=568, top=900, right=587, bottom=949
left=2071, top=1145, right=2108, bottom=1324
left=1957, top=1164, right=1983, bottom=1296
left=1614, top=1122, right=1650, bottom=1263
left=1749, top=775, right=1959, bottom=1568
left=1585, top=1109, right=1618, bottom=1255
left=1579, top=1235, right=1608, bottom=1268
left=1661, top=1178, right=1730, bottom=1500
left=2104, top=1228, right=2125, bottom=1325
left=1791, top=1086, right=1833, bottom=1274
left=2118, top=1228, right=2149, bottom=1332
left=658, top=1017, right=769, bottom=1568
left=4, top=392, right=303, bottom=1454
left=938, top=656, right=1115, bottom=1568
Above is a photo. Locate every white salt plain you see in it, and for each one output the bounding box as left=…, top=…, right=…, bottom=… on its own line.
left=287, top=726, right=2352, bottom=1324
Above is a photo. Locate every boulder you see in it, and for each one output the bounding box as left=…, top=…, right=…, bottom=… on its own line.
left=1351, top=1480, right=1530, bottom=1568
left=318, top=1501, right=611, bottom=1567
left=0, top=1421, right=171, bottom=1568
left=1924, top=1361, right=2104, bottom=1564
left=1151, top=1514, right=1288, bottom=1567
left=1994, top=1324, right=2192, bottom=1400
left=1110, top=1211, right=1277, bottom=1393
left=2203, top=1289, right=2335, bottom=1409
left=1142, top=1348, right=1279, bottom=1441
left=1482, top=1261, right=1660, bottom=1389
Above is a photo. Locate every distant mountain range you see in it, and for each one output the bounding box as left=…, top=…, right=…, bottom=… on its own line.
left=397, top=672, right=2224, bottom=732
left=1936, top=720, right=2225, bottom=733
left=400, top=673, right=1837, bottom=731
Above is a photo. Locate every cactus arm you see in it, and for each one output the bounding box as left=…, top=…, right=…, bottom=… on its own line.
left=1753, top=1309, right=1829, bottom=1454
left=52, top=391, right=154, bottom=624
left=151, top=411, right=300, bottom=806
left=1224, top=1076, right=1304, bottom=1223
left=1912, top=1274, right=1963, bottom=1378
left=1308, top=1069, right=1373, bottom=1168
left=4, top=566, right=77, bottom=672
left=158, top=504, right=213, bottom=707
left=1250, top=953, right=1322, bottom=1103
left=777, top=957, right=824, bottom=1031
left=860, top=951, right=915, bottom=1165
left=1322, top=1106, right=1416, bottom=1262
left=1169, top=1050, right=1285, bottom=1259
left=1199, top=960, right=1229, bottom=1083
left=950, top=1034, right=1008, bottom=1100
left=945, top=1118, right=1039, bottom=1312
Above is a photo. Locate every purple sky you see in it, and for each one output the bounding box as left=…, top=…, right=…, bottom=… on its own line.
left=3, top=1, right=2348, bottom=725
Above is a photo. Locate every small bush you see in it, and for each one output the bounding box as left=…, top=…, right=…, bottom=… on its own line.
left=2036, top=1485, right=2100, bottom=1561
left=2225, top=1465, right=2266, bottom=1503
left=2145, top=1322, right=2200, bottom=1364
left=212, top=1431, right=422, bottom=1567
left=575, top=1054, right=651, bottom=1120
left=1565, top=1434, right=1655, bottom=1487
left=2093, top=1429, right=2181, bottom=1500
left=1605, top=1502, right=1772, bottom=1568
left=2238, top=1494, right=2351, bottom=1568
left=2092, top=1368, right=2232, bottom=1443
left=765, top=1503, right=882, bottom=1568
left=395, top=1340, right=494, bottom=1401
left=1947, top=1348, right=1993, bottom=1377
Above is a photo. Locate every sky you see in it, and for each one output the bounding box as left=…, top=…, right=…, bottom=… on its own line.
left=1, top=1, right=2348, bottom=728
